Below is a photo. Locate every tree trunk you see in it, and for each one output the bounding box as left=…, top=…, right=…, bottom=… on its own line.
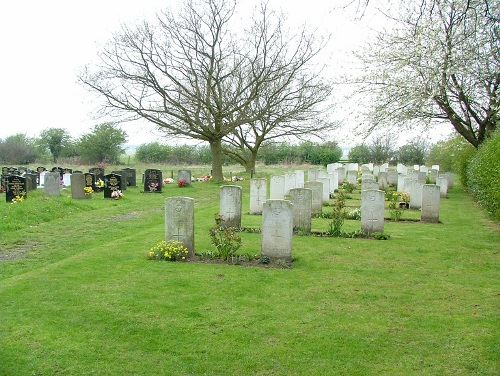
left=244, top=150, right=258, bottom=174
left=209, top=139, right=224, bottom=182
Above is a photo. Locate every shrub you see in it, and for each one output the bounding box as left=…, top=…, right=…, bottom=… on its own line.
left=209, top=214, right=242, bottom=261
left=467, top=131, right=500, bottom=220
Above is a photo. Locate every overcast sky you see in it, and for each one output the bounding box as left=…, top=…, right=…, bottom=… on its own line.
left=0, top=0, right=452, bottom=147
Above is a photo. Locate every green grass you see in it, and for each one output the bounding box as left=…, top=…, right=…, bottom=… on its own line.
left=0, top=165, right=499, bottom=375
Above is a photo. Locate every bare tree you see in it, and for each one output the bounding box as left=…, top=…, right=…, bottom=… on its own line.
left=79, top=0, right=330, bottom=181
left=349, top=0, right=499, bottom=147
left=222, top=68, right=335, bottom=172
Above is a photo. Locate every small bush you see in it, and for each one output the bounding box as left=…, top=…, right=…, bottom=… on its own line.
left=148, top=240, right=188, bottom=261
left=467, top=131, right=500, bottom=220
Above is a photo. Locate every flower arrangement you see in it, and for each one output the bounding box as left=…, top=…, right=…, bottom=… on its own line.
left=111, top=190, right=124, bottom=199
left=177, top=179, right=187, bottom=187
left=163, top=178, right=174, bottom=184
left=84, top=187, right=94, bottom=195
left=148, top=181, right=159, bottom=192
left=386, top=191, right=410, bottom=221
left=148, top=240, right=188, bottom=261
left=195, top=175, right=212, bottom=182
left=11, top=194, right=26, bottom=203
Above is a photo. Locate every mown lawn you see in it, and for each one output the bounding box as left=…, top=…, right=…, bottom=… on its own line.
left=0, top=165, right=499, bottom=375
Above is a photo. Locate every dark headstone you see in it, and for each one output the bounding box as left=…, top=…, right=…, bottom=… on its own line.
left=6, top=175, right=27, bottom=202
left=123, top=168, right=137, bottom=186
left=84, top=173, right=96, bottom=191
left=111, top=171, right=127, bottom=191
left=143, top=169, right=162, bottom=193
left=104, top=173, right=122, bottom=199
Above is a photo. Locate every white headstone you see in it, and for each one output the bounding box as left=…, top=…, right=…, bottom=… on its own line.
left=63, top=172, right=71, bottom=186
left=304, top=181, right=323, bottom=214
left=284, top=172, right=297, bottom=196
left=270, top=175, right=285, bottom=200
left=289, top=188, right=312, bottom=232
left=177, top=170, right=192, bottom=185
left=409, top=179, right=424, bottom=209
left=261, top=200, right=293, bottom=261
left=397, top=174, right=406, bottom=193
left=219, top=185, right=242, bottom=228
left=378, top=172, right=389, bottom=189
left=336, top=167, right=345, bottom=184
left=421, top=185, right=440, bottom=223
left=165, top=196, right=195, bottom=257
left=347, top=170, right=358, bottom=185
left=361, top=189, right=385, bottom=234
left=387, top=170, right=398, bottom=186
left=294, top=170, right=305, bottom=188
left=436, top=176, right=448, bottom=198
left=444, top=172, right=454, bottom=189
left=317, top=177, right=331, bottom=203
left=328, top=171, right=339, bottom=192
left=249, top=178, right=267, bottom=214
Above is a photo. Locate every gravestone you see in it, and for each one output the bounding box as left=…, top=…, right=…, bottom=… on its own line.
left=361, top=189, right=385, bottom=234
left=307, top=168, right=318, bottom=182
left=304, top=181, right=323, bottom=214
left=219, top=185, right=242, bottom=228
left=347, top=170, right=358, bottom=185
left=249, top=178, right=267, bottom=214
left=362, top=179, right=379, bottom=191
left=317, top=177, right=331, bottom=203
left=429, top=169, right=439, bottom=184
left=178, top=170, right=192, bottom=185
left=418, top=172, right=427, bottom=184
left=89, top=167, right=105, bottom=182
left=104, top=173, right=122, bottom=199
left=62, top=172, right=72, bottom=186
left=431, top=165, right=440, bottom=171
left=328, top=171, right=339, bottom=192
left=270, top=175, right=285, bottom=200
left=44, top=172, right=61, bottom=196
left=111, top=171, right=127, bottom=190
left=289, top=188, right=312, bottom=232
left=84, top=173, right=96, bottom=192
left=421, top=185, right=440, bottom=223
left=336, top=167, right=345, bottom=184
left=408, top=179, right=424, bottom=209
left=294, top=170, right=305, bottom=188
left=123, top=168, right=137, bottom=186
left=24, top=173, right=38, bottom=191
left=436, top=176, right=448, bottom=198
left=38, top=171, right=47, bottom=188
left=6, top=175, right=27, bottom=202
left=70, top=173, right=89, bottom=199
left=261, top=199, right=293, bottom=262
left=387, top=170, right=398, bottom=186
left=165, top=196, right=195, bottom=257
left=284, top=172, right=297, bottom=196
left=396, top=163, right=408, bottom=175
left=143, top=169, right=162, bottom=193
left=378, top=172, right=388, bottom=189
left=397, top=174, right=406, bottom=193
left=444, top=172, right=455, bottom=189
left=372, top=165, right=380, bottom=177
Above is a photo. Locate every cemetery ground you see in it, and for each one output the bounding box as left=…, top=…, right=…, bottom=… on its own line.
left=0, top=164, right=499, bottom=375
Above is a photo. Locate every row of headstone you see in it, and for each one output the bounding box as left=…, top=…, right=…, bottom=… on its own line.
left=165, top=190, right=294, bottom=262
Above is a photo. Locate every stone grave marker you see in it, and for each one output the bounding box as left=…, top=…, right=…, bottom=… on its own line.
left=362, top=179, right=379, bottom=191
left=307, top=168, right=318, bottom=182
left=24, top=173, right=38, bottom=191
left=294, top=170, right=305, bottom=188
left=143, top=169, right=162, bottom=193
left=445, top=172, right=454, bottom=189
left=436, top=176, right=448, bottom=198
left=104, top=173, right=122, bottom=198
left=289, top=188, right=312, bottom=232
left=397, top=174, right=406, bottom=193
left=219, top=185, right=242, bottom=228
left=62, top=172, right=72, bottom=186
left=270, top=175, right=285, bottom=200
left=44, top=172, right=61, bottom=196
left=178, top=170, right=192, bottom=185
left=71, top=173, right=90, bottom=199
left=317, top=177, right=331, bottom=203
left=387, top=170, right=398, bottom=186
left=249, top=178, right=267, bottom=214
left=421, top=185, right=440, bottom=223
left=89, top=167, right=105, bottom=182
left=429, top=169, right=439, bottom=184
left=378, top=172, right=388, bottom=189
left=284, top=172, right=297, bottom=196
left=261, top=199, right=293, bottom=261
left=304, top=181, right=323, bottom=214
left=111, top=170, right=127, bottom=191
left=328, top=171, right=339, bottom=192
left=123, top=168, right=137, bottom=186
left=408, top=179, right=424, bottom=209
left=361, top=189, right=385, bottom=234
left=6, top=175, right=27, bottom=202
left=165, top=196, right=195, bottom=257
left=336, top=167, right=345, bottom=184
left=347, top=170, right=357, bottom=186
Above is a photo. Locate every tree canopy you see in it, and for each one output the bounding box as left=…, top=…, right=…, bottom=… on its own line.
left=352, top=0, right=499, bottom=148
left=79, top=0, right=332, bottom=181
